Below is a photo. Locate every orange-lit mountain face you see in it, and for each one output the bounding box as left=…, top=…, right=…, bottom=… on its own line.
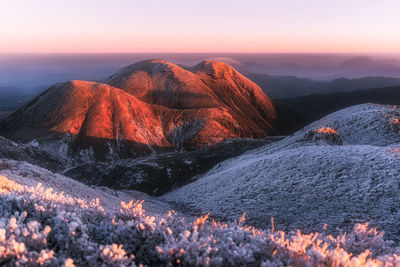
left=0, top=60, right=278, bottom=160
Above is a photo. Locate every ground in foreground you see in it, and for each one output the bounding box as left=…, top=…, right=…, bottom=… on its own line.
left=0, top=159, right=399, bottom=266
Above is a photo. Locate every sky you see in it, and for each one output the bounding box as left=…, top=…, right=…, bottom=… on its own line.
left=0, top=0, right=399, bottom=53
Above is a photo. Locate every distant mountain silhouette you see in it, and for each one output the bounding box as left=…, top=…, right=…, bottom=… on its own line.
left=275, top=85, right=400, bottom=123
left=249, top=73, right=400, bottom=99
left=245, top=56, right=400, bottom=79
left=333, top=56, right=400, bottom=79
left=338, top=56, right=376, bottom=69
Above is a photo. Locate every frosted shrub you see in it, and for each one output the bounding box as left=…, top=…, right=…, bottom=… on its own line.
left=0, top=174, right=400, bottom=266
left=0, top=213, right=56, bottom=266
left=100, top=244, right=136, bottom=266
left=391, top=117, right=400, bottom=131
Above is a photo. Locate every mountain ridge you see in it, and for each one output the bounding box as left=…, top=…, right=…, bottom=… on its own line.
left=0, top=60, right=280, bottom=160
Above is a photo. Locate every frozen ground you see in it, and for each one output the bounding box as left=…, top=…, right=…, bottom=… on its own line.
left=1, top=158, right=400, bottom=266
left=1, top=103, right=400, bottom=265
left=0, top=159, right=171, bottom=216
left=162, top=104, right=400, bottom=242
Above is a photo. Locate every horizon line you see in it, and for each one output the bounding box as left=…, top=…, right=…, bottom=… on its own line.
left=1, top=51, right=400, bottom=55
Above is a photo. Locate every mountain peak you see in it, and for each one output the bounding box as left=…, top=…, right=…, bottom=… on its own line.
left=339, top=56, right=375, bottom=69
left=105, top=59, right=277, bottom=132
left=106, top=59, right=217, bottom=109
left=193, top=60, right=237, bottom=77
left=108, top=59, right=187, bottom=79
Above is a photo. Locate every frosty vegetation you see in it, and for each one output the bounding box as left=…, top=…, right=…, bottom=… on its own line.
left=0, top=174, right=400, bottom=266
left=303, top=127, right=343, bottom=145
left=162, top=104, right=400, bottom=243
left=1, top=103, right=400, bottom=266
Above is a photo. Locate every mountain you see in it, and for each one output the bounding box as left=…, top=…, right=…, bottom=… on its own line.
left=245, top=56, right=400, bottom=80
left=338, top=56, right=376, bottom=69
left=248, top=73, right=400, bottom=99
left=162, top=103, right=400, bottom=242
left=333, top=56, right=400, bottom=79
left=0, top=60, right=280, bottom=160
left=105, top=60, right=277, bottom=126
left=275, top=85, right=400, bottom=123
left=0, top=81, right=172, bottom=159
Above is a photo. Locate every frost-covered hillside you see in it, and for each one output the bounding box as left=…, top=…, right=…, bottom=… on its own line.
left=0, top=159, right=170, bottom=215
left=162, top=104, right=400, bottom=242
left=0, top=137, right=63, bottom=172
left=1, top=158, right=400, bottom=266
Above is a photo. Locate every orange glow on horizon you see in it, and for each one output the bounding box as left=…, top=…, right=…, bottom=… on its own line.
left=1, top=34, right=400, bottom=54
left=1, top=0, right=399, bottom=54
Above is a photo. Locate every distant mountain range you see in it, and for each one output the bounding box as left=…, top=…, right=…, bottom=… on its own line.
left=1, top=54, right=400, bottom=95
left=1, top=54, right=400, bottom=96
left=249, top=74, right=400, bottom=99
left=242, top=56, right=400, bottom=79
left=275, top=85, right=400, bottom=123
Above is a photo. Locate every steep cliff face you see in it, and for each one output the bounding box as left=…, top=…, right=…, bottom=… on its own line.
left=0, top=60, right=278, bottom=160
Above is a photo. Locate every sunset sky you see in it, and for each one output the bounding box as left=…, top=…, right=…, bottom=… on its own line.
left=0, top=0, right=399, bottom=53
